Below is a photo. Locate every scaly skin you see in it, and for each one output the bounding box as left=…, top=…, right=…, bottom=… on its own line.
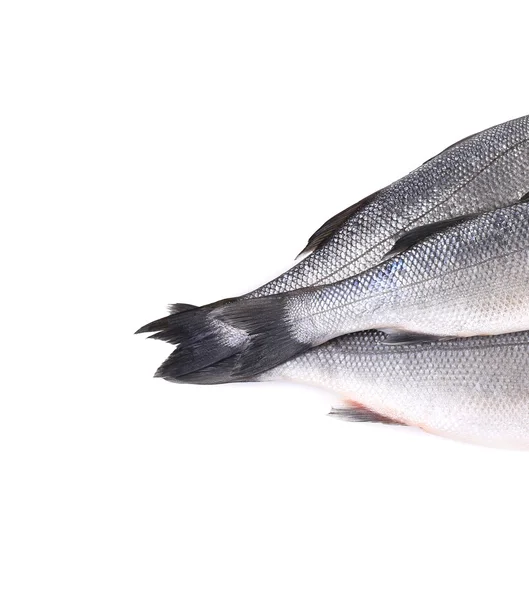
left=261, top=330, right=529, bottom=450
left=247, top=115, right=529, bottom=297
left=139, top=115, right=529, bottom=384
left=283, top=202, right=529, bottom=345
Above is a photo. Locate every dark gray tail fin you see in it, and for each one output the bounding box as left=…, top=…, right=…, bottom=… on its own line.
left=209, top=296, right=310, bottom=378
left=136, top=295, right=310, bottom=383
left=175, top=354, right=243, bottom=385
left=135, top=300, right=244, bottom=379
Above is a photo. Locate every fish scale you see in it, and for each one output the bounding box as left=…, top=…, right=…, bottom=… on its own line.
left=138, top=115, right=529, bottom=385
left=259, top=331, right=529, bottom=449
left=187, top=201, right=529, bottom=381
left=286, top=203, right=529, bottom=346
left=248, top=116, right=529, bottom=297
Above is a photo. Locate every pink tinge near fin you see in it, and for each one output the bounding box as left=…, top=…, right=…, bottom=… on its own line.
left=328, top=401, right=405, bottom=426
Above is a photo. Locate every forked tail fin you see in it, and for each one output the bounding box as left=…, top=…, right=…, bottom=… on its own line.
left=135, top=299, right=245, bottom=379
left=135, top=295, right=311, bottom=382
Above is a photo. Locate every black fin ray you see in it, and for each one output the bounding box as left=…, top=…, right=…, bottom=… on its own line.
left=382, top=214, right=478, bottom=261
left=136, top=309, right=202, bottom=342
left=328, top=406, right=405, bottom=425
left=137, top=295, right=306, bottom=382
left=154, top=339, right=241, bottom=381
left=169, top=303, right=198, bottom=314
left=296, top=188, right=387, bottom=259
left=136, top=299, right=249, bottom=379
left=135, top=314, right=175, bottom=335
left=174, top=355, right=243, bottom=385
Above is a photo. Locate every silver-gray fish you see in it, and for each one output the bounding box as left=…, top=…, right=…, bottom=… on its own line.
left=257, top=330, right=529, bottom=450
left=149, top=200, right=529, bottom=381
left=137, top=115, right=529, bottom=381
left=251, top=114, right=529, bottom=296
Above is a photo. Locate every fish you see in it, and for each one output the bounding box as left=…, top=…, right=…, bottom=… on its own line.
left=137, top=115, right=529, bottom=381
left=255, top=330, right=529, bottom=450
left=251, top=114, right=529, bottom=295
left=147, top=200, right=529, bottom=382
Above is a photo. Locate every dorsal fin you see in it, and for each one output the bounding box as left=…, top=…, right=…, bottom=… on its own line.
left=295, top=120, right=505, bottom=259
left=295, top=188, right=387, bottom=259
left=382, top=214, right=478, bottom=261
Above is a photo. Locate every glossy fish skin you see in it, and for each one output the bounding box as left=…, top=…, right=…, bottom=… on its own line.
left=282, top=202, right=529, bottom=345
left=151, top=200, right=529, bottom=382
left=138, top=115, right=529, bottom=383
left=245, top=202, right=529, bottom=369
left=259, top=331, right=529, bottom=450
left=248, top=114, right=529, bottom=296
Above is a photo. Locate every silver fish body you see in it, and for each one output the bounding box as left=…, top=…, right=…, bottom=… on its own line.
left=158, top=200, right=529, bottom=381
left=249, top=114, right=529, bottom=296
left=138, top=115, right=529, bottom=383
left=260, top=331, right=529, bottom=450
left=283, top=202, right=529, bottom=345
left=198, top=201, right=529, bottom=379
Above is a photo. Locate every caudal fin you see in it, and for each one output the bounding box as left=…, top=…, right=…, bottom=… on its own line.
left=136, top=295, right=310, bottom=382
left=174, top=354, right=244, bottom=384
left=135, top=299, right=247, bottom=378
left=207, top=296, right=310, bottom=379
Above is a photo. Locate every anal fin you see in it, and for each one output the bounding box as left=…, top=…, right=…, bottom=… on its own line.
left=329, top=403, right=405, bottom=426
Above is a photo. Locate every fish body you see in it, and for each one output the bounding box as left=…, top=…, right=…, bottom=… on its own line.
left=150, top=201, right=529, bottom=381
left=259, top=330, right=529, bottom=450
left=137, top=115, right=529, bottom=383
left=249, top=114, right=529, bottom=296
left=278, top=202, right=529, bottom=347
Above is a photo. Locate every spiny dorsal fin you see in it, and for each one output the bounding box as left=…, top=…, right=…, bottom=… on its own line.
left=295, top=188, right=387, bottom=259
left=328, top=405, right=405, bottom=425
left=382, top=213, right=478, bottom=261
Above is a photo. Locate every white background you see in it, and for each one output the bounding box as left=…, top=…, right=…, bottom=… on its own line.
left=2, top=1, right=529, bottom=598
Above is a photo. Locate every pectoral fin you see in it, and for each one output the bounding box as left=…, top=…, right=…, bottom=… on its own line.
left=382, top=214, right=477, bottom=261
left=381, top=330, right=450, bottom=345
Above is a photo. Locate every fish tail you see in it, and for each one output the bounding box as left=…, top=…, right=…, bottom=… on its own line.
left=135, top=299, right=242, bottom=379
left=175, top=354, right=243, bottom=384
left=212, top=296, right=311, bottom=378
left=136, top=295, right=310, bottom=383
